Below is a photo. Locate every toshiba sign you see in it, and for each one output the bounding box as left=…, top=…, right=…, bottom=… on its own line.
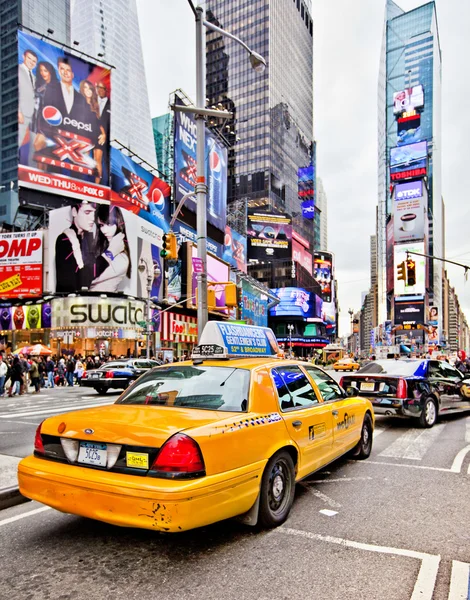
left=0, top=232, right=43, bottom=298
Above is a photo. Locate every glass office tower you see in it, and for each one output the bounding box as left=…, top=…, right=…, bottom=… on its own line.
left=205, top=0, right=314, bottom=247
left=377, top=0, right=442, bottom=329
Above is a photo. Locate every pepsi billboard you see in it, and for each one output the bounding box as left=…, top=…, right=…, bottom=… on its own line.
left=174, top=109, right=227, bottom=232
left=18, top=30, right=112, bottom=202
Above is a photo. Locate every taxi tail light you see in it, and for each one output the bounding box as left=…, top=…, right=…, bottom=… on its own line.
left=105, top=371, right=114, bottom=379
left=34, top=421, right=45, bottom=455
left=339, top=377, right=345, bottom=388
left=397, top=378, right=408, bottom=399
left=82, top=371, right=88, bottom=379
left=151, top=433, right=205, bottom=476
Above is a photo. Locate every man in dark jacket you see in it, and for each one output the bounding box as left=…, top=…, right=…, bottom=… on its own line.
left=46, top=357, right=55, bottom=388
left=66, top=357, right=76, bottom=387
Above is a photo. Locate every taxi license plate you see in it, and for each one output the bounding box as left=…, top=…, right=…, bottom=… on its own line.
left=78, top=442, right=107, bottom=467
left=361, top=382, right=375, bottom=392
left=90, top=373, right=100, bottom=378
left=126, top=452, right=149, bottom=469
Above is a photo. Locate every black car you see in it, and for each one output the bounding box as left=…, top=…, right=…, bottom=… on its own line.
left=81, top=359, right=161, bottom=394
left=340, top=359, right=470, bottom=428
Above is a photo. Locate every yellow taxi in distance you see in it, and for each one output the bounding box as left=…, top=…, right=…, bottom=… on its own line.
left=18, top=322, right=374, bottom=533
left=333, top=358, right=360, bottom=372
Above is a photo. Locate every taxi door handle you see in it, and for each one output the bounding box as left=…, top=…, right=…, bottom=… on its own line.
left=332, top=410, right=339, bottom=417
left=292, top=420, right=302, bottom=428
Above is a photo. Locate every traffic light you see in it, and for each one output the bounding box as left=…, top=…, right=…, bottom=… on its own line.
left=208, top=287, right=216, bottom=310
left=397, top=261, right=406, bottom=282
left=225, top=282, right=237, bottom=307
left=161, top=232, right=178, bottom=260
left=406, top=259, right=416, bottom=286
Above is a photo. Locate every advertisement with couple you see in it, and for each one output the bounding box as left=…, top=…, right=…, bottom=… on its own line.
left=48, top=202, right=164, bottom=299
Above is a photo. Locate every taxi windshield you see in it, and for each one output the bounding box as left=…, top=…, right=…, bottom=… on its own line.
left=116, top=366, right=250, bottom=412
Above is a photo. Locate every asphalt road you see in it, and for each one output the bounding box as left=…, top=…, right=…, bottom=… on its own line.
left=1, top=377, right=470, bottom=599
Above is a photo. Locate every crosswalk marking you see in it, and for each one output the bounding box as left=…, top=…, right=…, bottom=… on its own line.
left=373, top=427, right=386, bottom=438
left=0, top=401, right=112, bottom=419
left=448, top=560, right=470, bottom=599
left=378, top=425, right=444, bottom=460
left=466, top=418, right=470, bottom=443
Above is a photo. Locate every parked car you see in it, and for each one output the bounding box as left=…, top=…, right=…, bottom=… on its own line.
left=81, top=359, right=161, bottom=394
left=340, top=359, right=470, bottom=427
left=333, top=358, right=360, bottom=372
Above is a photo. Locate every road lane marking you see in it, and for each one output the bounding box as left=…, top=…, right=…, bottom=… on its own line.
left=358, top=460, right=451, bottom=472
left=450, top=446, right=470, bottom=473
left=378, top=425, right=444, bottom=460
left=0, top=402, right=113, bottom=418
left=300, top=483, right=341, bottom=508
left=277, top=527, right=440, bottom=600
left=309, top=477, right=373, bottom=484
left=448, top=560, right=470, bottom=599
left=319, top=509, right=337, bottom=516
left=466, top=419, right=470, bottom=443
left=0, top=506, right=51, bottom=527
left=373, top=428, right=386, bottom=438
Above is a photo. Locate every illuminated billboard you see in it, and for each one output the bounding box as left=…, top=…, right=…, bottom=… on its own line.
left=393, top=180, right=425, bottom=243
left=247, top=212, right=292, bottom=260
left=269, top=287, right=321, bottom=319
left=240, top=280, right=268, bottom=327
left=0, top=303, right=48, bottom=330
left=292, top=239, right=313, bottom=275
left=301, top=200, right=315, bottom=219
left=394, top=242, right=426, bottom=296
left=0, top=232, right=43, bottom=298
left=397, top=114, right=421, bottom=146
left=223, top=226, right=247, bottom=272
left=313, top=252, right=333, bottom=303
left=393, top=85, right=424, bottom=115
left=390, top=142, right=427, bottom=175
left=18, top=30, right=112, bottom=202
left=186, top=244, right=230, bottom=312
left=390, top=167, right=426, bottom=182
left=394, top=297, right=425, bottom=327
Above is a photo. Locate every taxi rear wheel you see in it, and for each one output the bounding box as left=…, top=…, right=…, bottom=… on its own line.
left=258, top=451, right=295, bottom=528
left=349, top=413, right=373, bottom=460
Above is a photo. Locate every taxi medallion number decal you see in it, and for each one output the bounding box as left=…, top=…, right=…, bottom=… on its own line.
left=78, top=442, right=107, bottom=467
left=361, top=382, right=375, bottom=391
left=194, top=344, right=225, bottom=357
left=126, top=452, right=149, bottom=469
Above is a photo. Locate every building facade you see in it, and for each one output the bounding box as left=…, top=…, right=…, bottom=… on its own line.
left=315, top=176, right=328, bottom=252
left=71, top=0, right=157, bottom=166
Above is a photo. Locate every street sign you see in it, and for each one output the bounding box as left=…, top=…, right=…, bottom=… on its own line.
left=137, top=320, right=147, bottom=328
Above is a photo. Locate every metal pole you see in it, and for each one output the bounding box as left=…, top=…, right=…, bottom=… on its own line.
left=146, top=274, right=152, bottom=358
left=195, top=6, right=208, bottom=341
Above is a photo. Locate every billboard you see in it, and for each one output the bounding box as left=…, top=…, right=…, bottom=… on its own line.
left=0, top=303, right=47, bottom=330
left=394, top=297, right=425, bottom=327
left=18, top=30, right=112, bottom=202
left=428, top=306, right=438, bottom=325
left=397, top=114, right=421, bottom=146
left=394, top=242, right=426, bottom=296
left=292, top=239, right=313, bottom=275
left=393, top=180, right=425, bottom=243
left=247, top=212, right=292, bottom=260
left=313, top=252, right=333, bottom=302
left=390, top=167, right=426, bottom=182
left=110, top=147, right=171, bottom=233
left=51, top=296, right=146, bottom=330
left=223, top=226, right=247, bottom=273
left=174, top=110, right=227, bottom=232
left=269, top=287, right=321, bottom=319
left=186, top=244, right=230, bottom=312
left=240, top=280, right=268, bottom=327
left=0, top=232, right=43, bottom=298
left=298, top=165, right=314, bottom=200
left=48, top=204, right=163, bottom=298
left=173, top=220, right=223, bottom=259
left=390, top=142, right=427, bottom=175
left=393, top=85, right=424, bottom=115
left=166, top=261, right=182, bottom=304
left=301, top=200, right=315, bottom=219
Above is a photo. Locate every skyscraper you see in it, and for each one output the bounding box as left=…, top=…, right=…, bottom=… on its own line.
left=71, top=0, right=157, bottom=166
left=377, top=0, right=442, bottom=341
left=315, top=176, right=328, bottom=251
left=205, top=0, right=314, bottom=248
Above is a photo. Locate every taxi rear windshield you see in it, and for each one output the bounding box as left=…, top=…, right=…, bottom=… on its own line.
left=116, top=366, right=250, bottom=412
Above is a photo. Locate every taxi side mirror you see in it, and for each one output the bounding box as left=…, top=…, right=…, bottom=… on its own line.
left=345, top=387, right=356, bottom=398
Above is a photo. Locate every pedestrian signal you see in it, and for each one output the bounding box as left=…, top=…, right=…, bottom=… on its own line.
left=406, top=259, right=416, bottom=286
left=161, top=232, right=178, bottom=260
left=397, top=261, right=406, bottom=282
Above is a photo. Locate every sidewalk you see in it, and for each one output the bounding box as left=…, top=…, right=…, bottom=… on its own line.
left=0, top=454, right=29, bottom=510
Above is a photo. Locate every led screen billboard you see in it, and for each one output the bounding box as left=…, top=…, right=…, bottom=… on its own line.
left=393, top=180, right=425, bottom=243
left=393, top=85, right=424, bottom=115
left=18, top=30, right=112, bottom=202
left=0, top=303, right=48, bottom=330
left=48, top=204, right=163, bottom=298
left=269, top=287, right=321, bottom=319
left=390, top=142, right=427, bottom=175
left=292, top=239, right=313, bottom=275
left=394, top=242, right=426, bottom=296
left=223, top=226, right=247, bottom=272
left=247, top=212, right=292, bottom=260
left=394, top=297, right=425, bottom=327
left=240, top=280, right=268, bottom=327
left=397, top=114, right=421, bottom=146
left=301, top=200, right=315, bottom=219
left=313, top=252, right=333, bottom=303
left=0, top=232, right=43, bottom=298
left=110, top=147, right=170, bottom=233
left=174, top=109, right=227, bottom=232
left=186, top=244, right=230, bottom=312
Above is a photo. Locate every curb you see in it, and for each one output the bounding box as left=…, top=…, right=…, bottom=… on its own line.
left=0, top=486, right=31, bottom=511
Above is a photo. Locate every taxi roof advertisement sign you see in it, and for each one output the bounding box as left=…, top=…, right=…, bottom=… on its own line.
left=193, top=322, right=279, bottom=358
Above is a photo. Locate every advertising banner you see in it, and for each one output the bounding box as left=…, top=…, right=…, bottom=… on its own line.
left=18, top=30, right=112, bottom=201
left=321, top=300, right=336, bottom=336
left=110, top=147, right=171, bottom=233
left=386, top=218, right=394, bottom=293
left=194, top=322, right=279, bottom=358
left=0, top=304, right=46, bottom=330
left=390, top=141, right=427, bottom=176
left=393, top=180, right=425, bottom=243
left=394, top=242, right=426, bottom=296
left=313, top=252, right=333, bottom=302
left=174, top=110, right=227, bottom=232
left=390, top=167, right=426, bottom=182
left=297, top=165, right=314, bottom=200
left=292, top=239, right=313, bottom=275
left=394, top=297, right=425, bottom=327
left=172, top=220, right=223, bottom=259
left=247, top=212, right=292, bottom=260
left=0, top=231, right=43, bottom=298
left=166, top=261, right=182, bottom=304
left=48, top=204, right=163, bottom=298
left=51, top=296, right=146, bottom=329
left=393, top=85, right=424, bottom=115
left=223, top=226, right=247, bottom=272
left=186, top=244, right=230, bottom=312
left=428, top=306, right=439, bottom=325
left=397, top=114, right=421, bottom=146
left=269, top=287, right=322, bottom=319
left=240, top=280, right=268, bottom=327
left=301, top=200, right=315, bottom=219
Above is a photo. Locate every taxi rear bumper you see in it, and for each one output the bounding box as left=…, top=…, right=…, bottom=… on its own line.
left=18, top=455, right=264, bottom=532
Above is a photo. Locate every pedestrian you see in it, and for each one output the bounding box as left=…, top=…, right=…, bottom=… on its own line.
left=66, top=356, right=75, bottom=386
left=57, top=358, right=66, bottom=386
left=29, top=359, right=40, bottom=393
left=46, top=356, right=55, bottom=388
left=0, top=355, right=7, bottom=397
left=8, top=357, right=23, bottom=397
left=74, top=358, right=84, bottom=386
left=37, top=357, right=46, bottom=388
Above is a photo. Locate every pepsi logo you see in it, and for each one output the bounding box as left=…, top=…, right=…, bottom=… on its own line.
left=151, top=187, right=165, bottom=210
left=209, top=150, right=222, bottom=175
left=42, top=106, right=62, bottom=126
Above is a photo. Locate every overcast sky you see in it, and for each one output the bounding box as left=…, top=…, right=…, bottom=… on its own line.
left=137, top=0, right=470, bottom=338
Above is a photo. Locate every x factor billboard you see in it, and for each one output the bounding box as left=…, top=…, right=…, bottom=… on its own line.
left=110, top=147, right=171, bottom=233
left=18, top=30, right=112, bottom=202
left=390, top=142, right=427, bottom=177
left=393, top=85, right=424, bottom=116
left=247, top=212, right=292, bottom=260
left=174, top=109, right=227, bottom=232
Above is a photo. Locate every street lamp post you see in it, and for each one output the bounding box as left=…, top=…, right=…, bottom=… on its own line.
left=138, top=260, right=161, bottom=358
left=287, top=324, right=294, bottom=358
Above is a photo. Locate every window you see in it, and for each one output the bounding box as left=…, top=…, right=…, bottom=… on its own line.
left=304, top=367, right=344, bottom=402
left=272, top=365, right=319, bottom=411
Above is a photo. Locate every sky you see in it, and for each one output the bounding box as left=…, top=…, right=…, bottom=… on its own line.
left=136, top=0, right=470, bottom=339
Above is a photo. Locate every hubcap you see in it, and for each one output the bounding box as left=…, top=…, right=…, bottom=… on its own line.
left=426, top=401, right=436, bottom=424
left=272, top=474, right=284, bottom=500
left=268, top=459, right=292, bottom=515
left=363, top=424, right=370, bottom=446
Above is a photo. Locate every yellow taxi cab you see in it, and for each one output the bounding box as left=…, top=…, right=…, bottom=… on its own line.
left=333, top=358, right=360, bottom=372
left=18, top=322, right=374, bottom=533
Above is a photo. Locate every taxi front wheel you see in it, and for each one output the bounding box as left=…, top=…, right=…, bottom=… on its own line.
left=258, top=450, right=295, bottom=528
left=349, top=414, right=373, bottom=460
